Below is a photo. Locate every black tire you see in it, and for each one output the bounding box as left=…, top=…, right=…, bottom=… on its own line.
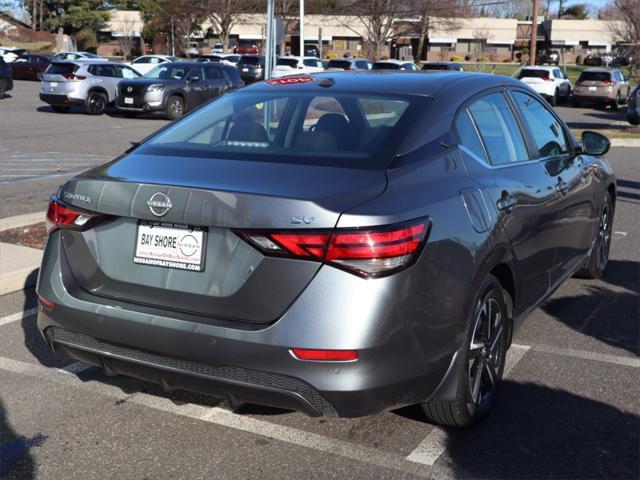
left=572, top=98, right=581, bottom=108
left=0, top=79, right=5, bottom=98
left=165, top=95, right=185, bottom=120
left=421, top=275, right=509, bottom=427
left=51, top=105, right=71, bottom=113
left=550, top=89, right=559, bottom=106
left=628, top=114, right=640, bottom=126
left=576, top=194, right=613, bottom=279
left=85, top=91, right=107, bottom=115
left=610, top=94, right=620, bottom=110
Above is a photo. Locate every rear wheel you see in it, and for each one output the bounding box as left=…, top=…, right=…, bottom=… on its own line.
left=85, top=91, right=107, bottom=115
left=576, top=194, right=613, bottom=279
left=0, top=79, right=5, bottom=98
left=421, top=275, right=508, bottom=427
left=51, top=105, right=70, bottom=113
left=550, top=89, right=559, bottom=106
left=165, top=95, right=185, bottom=120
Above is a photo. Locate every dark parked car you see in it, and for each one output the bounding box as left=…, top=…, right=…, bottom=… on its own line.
left=116, top=61, right=243, bottom=120
left=0, top=57, right=13, bottom=97
left=627, top=85, right=639, bottom=125
left=422, top=62, right=464, bottom=71
left=38, top=72, right=616, bottom=427
left=325, top=58, right=372, bottom=70
left=9, top=54, right=51, bottom=81
left=236, top=55, right=265, bottom=83
left=537, top=50, right=560, bottom=66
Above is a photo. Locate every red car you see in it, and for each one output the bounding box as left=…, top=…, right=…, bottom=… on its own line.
left=10, top=54, right=51, bottom=81
left=233, top=39, right=260, bottom=55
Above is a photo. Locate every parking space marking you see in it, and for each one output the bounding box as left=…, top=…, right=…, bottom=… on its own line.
left=0, top=308, right=38, bottom=328
left=0, top=356, right=432, bottom=478
left=407, top=344, right=531, bottom=466
left=525, top=343, right=640, bottom=368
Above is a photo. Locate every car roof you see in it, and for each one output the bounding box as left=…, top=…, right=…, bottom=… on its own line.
left=247, top=70, right=524, bottom=96
left=374, top=59, right=412, bottom=64
left=582, top=68, right=612, bottom=73
left=521, top=66, right=557, bottom=70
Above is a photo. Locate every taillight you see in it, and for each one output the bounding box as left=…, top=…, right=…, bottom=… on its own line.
left=602, top=79, right=615, bottom=86
left=237, top=218, right=430, bottom=278
left=543, top=75, right=553, bottom=82
left=46, top=196, right=101, bottom=234
left=62, top=73, right=86, bottom=80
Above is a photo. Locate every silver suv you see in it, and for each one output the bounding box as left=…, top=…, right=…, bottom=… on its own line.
left=39, top=60, right=141, bottom=114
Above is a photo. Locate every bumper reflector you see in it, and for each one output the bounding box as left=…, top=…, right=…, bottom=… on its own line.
left=290, top=348, right=358, bottom=361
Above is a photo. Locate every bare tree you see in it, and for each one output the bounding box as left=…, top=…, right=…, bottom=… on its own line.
left=605, top=0, right=639, bottom=78
left=407, top=0, right=464, bottom=62
left=206, top=0, right=258, bottom=52
left=338, top=0, right=400, bottom=60
left=117, top=17, right=138, bottom=60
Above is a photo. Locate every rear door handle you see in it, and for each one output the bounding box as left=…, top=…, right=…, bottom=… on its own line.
left=556, top=179, right=570, bottom=194
left=496, top=194, right=516, bottom=212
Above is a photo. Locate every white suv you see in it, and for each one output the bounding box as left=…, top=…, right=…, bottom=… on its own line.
left=515, top=66, right=572, bottom=106
left=272, top=57, right=324, bottom=78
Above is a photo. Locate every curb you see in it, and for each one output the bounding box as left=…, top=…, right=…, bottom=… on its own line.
left=0, top=211, right=46, bottom=232
left=610, top=138, right=640, bottom=148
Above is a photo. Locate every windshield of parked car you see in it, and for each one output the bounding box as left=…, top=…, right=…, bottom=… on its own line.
left=422, top=64, right=447, bottom=70
left=138, top=91, right=428, bottom=170
left=372, top=63, right=401, bottom=70
left=518, top=69, right=549, bottom=79
left=578, top=71, right=611, bottom=82
left=144, top=64, right=188, bottom=80
left=276, top=58, right=299, bottom=67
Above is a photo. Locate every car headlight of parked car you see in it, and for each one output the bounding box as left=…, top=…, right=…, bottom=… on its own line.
left=147, top=84, right=164, bottom=92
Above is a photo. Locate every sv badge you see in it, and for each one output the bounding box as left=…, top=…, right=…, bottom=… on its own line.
left=289, top=216, right=315, bottom=225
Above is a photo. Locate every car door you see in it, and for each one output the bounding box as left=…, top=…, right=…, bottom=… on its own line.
left=203, top=64, right=226, bottom=100
left=509, top=89, right=597, bottom=285
left=96, top=64, right=121, bottom=102
left=184, top=65, right=208, bottom=109
left=455, top=90, right=560, bottom=311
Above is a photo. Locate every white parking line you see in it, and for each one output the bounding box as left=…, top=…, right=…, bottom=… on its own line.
left=0, top=356, right=431, bottom=478
left=406, top=344, right=531, bottom=466
left=526, top=343, right=640, bottom=368
left=0, top=307, right=38, bottom=328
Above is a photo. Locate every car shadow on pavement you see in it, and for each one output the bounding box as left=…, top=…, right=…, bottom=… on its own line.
left=442, top=381, right=639, bottom=479
left=0, top=398, right=40, bottom=480
left=540, top=260, right=639, bottom=356
left=35, top=105, right=167, bottom=120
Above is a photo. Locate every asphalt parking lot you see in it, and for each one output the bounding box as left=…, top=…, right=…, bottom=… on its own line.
left=0, top=79, right=639, bottom=479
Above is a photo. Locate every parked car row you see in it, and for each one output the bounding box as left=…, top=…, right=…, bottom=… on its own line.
left=39, top=59, right=244, bottom=119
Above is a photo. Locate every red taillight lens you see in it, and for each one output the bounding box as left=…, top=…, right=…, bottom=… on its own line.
left=46, top=197, right=99, bottom=234
left=62, top=73, right=86, bottom=80
left=602, top=79, right=615, bottom=86
left=238, top=218, right=430, bottom=278
left=290, top=348, right=358, bottom=361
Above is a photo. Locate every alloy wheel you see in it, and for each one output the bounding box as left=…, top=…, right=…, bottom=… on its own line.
left=468, top=297, right=503, bottom=406
left=596, top=202, right=611, bottom=271
left=170, top=98, right=184, bottom=118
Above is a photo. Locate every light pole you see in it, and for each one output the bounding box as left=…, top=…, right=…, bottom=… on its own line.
left=299, top=0, right=305, bottom=58
left=265, top=0, right=274, bottom=79
left=530, top=0, right=539, bottom=66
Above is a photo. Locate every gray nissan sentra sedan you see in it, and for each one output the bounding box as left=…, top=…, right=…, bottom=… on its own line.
left=37, top=72, right=616, bottom=427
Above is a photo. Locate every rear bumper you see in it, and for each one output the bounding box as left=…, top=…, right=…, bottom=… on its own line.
left=572, top=93, right=615, bottom=104
left=36, top=232, right=463, bottom=417
left=39, top=93, right=84, bottom=107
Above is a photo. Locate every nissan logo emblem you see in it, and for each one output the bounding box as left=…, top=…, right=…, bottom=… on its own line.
left=127, top=86, right=133, bottom=93
left=147, top=192, right=172, bottom=217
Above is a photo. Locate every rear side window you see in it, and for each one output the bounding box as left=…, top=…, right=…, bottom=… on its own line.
left=455, top=111, right=488, bottom=162
left=512, top=91, right=569, bottom=158
left=303, top=59, right=322, bottom=68
left=46, top=63, right=78, bottom=75
left=422, top=64, right=447, bottom=70
left=204, top=66, right=223, bottom=79
left=355, top=61, right=371, bottom=69
left=468, top=93, right=529, bottom=165
left=277, top=58, right=299, bottom=67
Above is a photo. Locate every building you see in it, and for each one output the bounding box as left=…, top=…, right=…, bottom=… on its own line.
left=97, top=10, right=144, bottom=58
left=541, top=19, right=626, bottom=61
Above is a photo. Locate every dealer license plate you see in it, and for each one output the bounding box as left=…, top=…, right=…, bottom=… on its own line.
left=134, top=222, right=206, bottom=272
left=124, top=97, right=134, bottom=104
left=589, top=86, right=597, bottom=91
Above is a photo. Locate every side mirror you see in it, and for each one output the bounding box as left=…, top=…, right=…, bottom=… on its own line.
left=188, top=75, right=200, bottom=83
left=581, top=131, right=610, bottom=156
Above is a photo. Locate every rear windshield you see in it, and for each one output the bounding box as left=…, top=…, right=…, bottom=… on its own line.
left=327, top=60, right=351, bottom=69
left=239, top=56, right=262, bottom=65
left=138, top=91, right=429, bottom=170
left=578, top=71, right=611, bottom=82
left=277, top=58, right=299, bottom=67
left=372, top=63, right=400, bottom=70
left=46, top=63, right=78, bottom=75
left=422, top=64, right=447, bottom=70
left=518, top=69, right=549, bottom=79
